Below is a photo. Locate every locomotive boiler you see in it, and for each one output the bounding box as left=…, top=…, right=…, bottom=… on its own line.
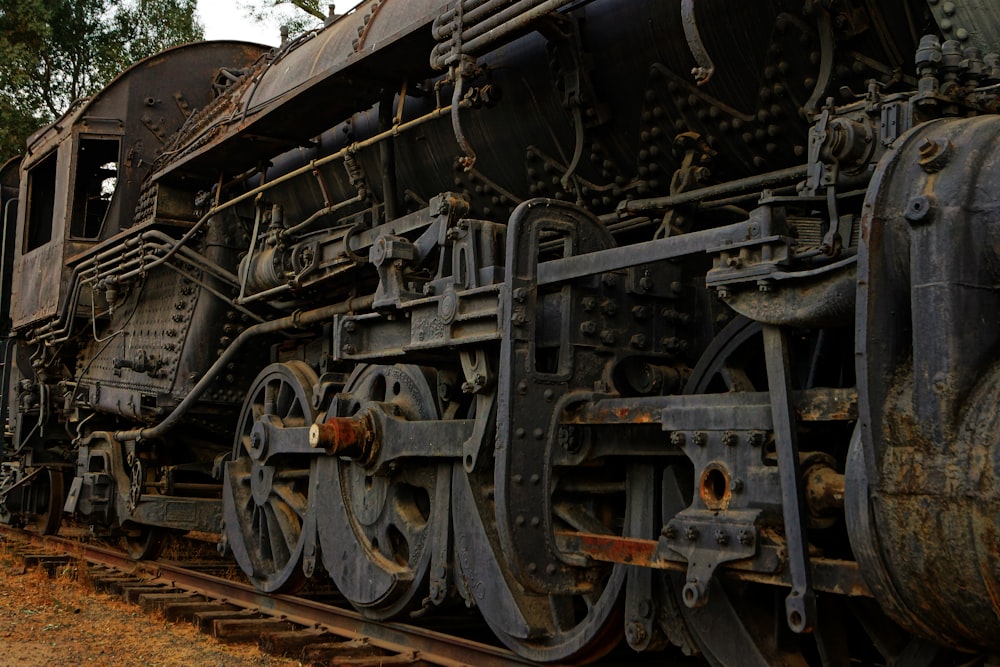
left=2, top=0, right=1000, bottom=664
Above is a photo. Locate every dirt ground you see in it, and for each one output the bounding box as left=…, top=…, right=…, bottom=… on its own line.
left=0, top=535, right=301, bottom=667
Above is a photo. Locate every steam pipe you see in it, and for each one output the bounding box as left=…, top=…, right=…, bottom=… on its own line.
left=113, top=293, right=375, bottom=443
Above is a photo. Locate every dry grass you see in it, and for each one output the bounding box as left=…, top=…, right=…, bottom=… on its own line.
left=0, top=533, right=301, bottom=667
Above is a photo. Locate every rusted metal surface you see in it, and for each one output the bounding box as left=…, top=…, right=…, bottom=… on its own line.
left=853, top=115, right=1000, bottom=651
left=554, top=530, right=871, bottom=598
left=565, top=387, right=857, bottom=427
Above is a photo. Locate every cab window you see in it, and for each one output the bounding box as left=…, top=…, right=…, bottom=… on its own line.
left=23, top=151, right=57, bottom=252
left=71, top=138, right=120, bottom=239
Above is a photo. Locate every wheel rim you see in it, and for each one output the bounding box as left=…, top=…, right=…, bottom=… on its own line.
left=316, top=364, right=446, bottom=620
left=33, top=467, right=64, bottom=536
left=453, top=463, right=626, bottom=663
left=223, top=361, right=317, bottom=593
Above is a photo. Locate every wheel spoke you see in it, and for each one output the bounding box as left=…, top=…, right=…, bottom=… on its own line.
left=549, top=595, right=577, bottom=632
left=271, top=481, right=307, bottom=517
left=721, top=364, right=755, bottom=392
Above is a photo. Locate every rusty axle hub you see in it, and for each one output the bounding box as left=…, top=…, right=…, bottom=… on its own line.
left=308, top=414, right=374, bottom=460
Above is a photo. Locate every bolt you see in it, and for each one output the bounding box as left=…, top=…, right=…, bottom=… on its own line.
left=905, top=194, right=934, bottom=224
left=662, top=525, right=678, bottom=540
left=632, top=305, right=652, bottom=320
left=582, top=296, right=597, bottom=311
left=630, top=333, right=649, bottom=349
left=717, top=286, right=732, bottom=300
left=558, top=426, right=580, bottom=453
left=738, top=529, right=753, bottom=546
left=685, top=526, right=700, bottom=541
left=715, top=529, right=730, bottom=545
left=747, top=431, right=765, bottom=447
left=602, top=301, right=618, bottom=316
left=670, top=432, right=686, bottom=447
left=918, top=137, right=954, bottom=172
left=693, top=432, right=707, bottom=447
left=580, top=320, right=597, bottom=336
left=722, top=431, right=739, bottom=447
left=600, top=330, right=616, bottom=345
left=639, top=275, right=654, bottom=291
left=513, top=287, right=529, bottom=302
left=512, top=310, right=528, bottom=327
left=626, top=621, right=647, bottom=646
left=731, top=478, right=744, bottom=493
left=344, top=320, right=357, bottom=333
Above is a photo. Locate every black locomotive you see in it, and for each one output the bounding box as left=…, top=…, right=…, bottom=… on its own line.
left=2, top=1, right=1000, bottom=664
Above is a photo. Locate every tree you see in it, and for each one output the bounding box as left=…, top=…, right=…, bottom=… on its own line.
left=0, top=0, right=203, bottom=163
left=240, top=0, right=344, bottom=39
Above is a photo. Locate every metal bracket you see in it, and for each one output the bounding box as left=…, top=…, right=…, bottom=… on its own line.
left=659, top=508, right=759, bottom=608
left=495, top=199, right=616, bottom=594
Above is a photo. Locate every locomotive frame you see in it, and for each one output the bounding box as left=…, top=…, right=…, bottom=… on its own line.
left=3, top=1, right=1000, bottom=664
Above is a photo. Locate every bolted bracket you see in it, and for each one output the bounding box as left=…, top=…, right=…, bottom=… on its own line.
left=658, top=508, right=760, bottom=608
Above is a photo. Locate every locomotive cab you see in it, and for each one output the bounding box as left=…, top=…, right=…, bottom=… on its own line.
left=8, top=41, right=269, bottom=332
left=12, top=113, right=124, bottom=329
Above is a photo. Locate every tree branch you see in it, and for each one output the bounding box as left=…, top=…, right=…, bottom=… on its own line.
left=288, top=1, right=326, bottom=21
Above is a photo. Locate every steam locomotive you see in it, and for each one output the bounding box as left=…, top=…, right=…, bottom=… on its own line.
left=2, top=0, right=1000, bottom=664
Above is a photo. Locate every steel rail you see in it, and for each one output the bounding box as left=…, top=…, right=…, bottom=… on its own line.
left=4, top=526, right=536, bottom=667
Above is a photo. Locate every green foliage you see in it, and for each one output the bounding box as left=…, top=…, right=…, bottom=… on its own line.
left=238, top=0, right=329, bottom=40
left=0, top=0, right=203, bottom=163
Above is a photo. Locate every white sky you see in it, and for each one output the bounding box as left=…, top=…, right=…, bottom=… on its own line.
left=196, top=1, right=357, bottom=45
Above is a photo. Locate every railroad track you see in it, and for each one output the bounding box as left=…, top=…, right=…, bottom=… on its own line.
left=0, top=525, right=538, bottom=667
left=1, top=525, right=693, bottom=666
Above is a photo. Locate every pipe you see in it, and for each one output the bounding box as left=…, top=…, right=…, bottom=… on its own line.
left=113, top=293, right=375, bottom=443
left=617, top=165, right=810, bottom=215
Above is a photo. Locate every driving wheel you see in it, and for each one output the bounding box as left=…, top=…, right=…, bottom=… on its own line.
left=315, top=364, right=449, bottom=620
left=223, top=361, right=318, bottom=593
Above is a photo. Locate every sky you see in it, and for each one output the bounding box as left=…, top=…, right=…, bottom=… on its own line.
left=196, top=1, right=357, bottom=45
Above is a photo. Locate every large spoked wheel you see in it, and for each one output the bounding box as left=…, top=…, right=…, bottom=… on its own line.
left=223, top=361, right=318, bottom=593
left=453, top=468, right=626, bottom=664
left=315, top=364, right=448, bottom=620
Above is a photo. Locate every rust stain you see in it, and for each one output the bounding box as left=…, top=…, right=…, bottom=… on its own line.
left=554, top=531, right=676, bottom=569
